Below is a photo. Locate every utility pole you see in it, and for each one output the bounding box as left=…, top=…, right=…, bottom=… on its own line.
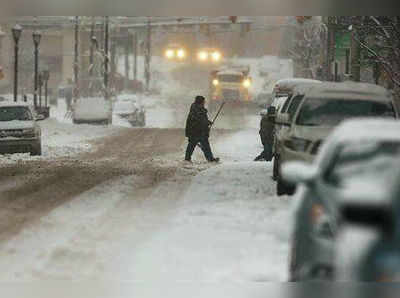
left=89, top=17, right=95, bottom=77
left=104, top=16, right=110, bottom=99
left=124, top=30, right=130, bottom=90
left=110, top=34, right=117, bottom=91
left=74, top=16, right=80, bottom=100
left=133, top=32, right=138, bottom=81
left=144, top=17, right=151, bottom=92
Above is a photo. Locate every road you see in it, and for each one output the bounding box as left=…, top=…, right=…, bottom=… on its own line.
left=0, top=98, right=291, bottom=281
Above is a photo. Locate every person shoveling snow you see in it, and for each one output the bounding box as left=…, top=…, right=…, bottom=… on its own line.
left=184, top=96, right=220, bottom=163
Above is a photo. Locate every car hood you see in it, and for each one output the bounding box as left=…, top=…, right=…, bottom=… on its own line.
left=0, top=120, right=35, bottom=130
left=291, top=125, right=335, bottom=142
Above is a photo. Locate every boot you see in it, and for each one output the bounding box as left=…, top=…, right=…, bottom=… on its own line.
left=209, top=157, right=220, bottom=163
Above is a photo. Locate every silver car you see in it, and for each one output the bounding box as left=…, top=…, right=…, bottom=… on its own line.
left=0, top=103, right=43, bottom=156
left=282, top=119, right=400, bottom=282
left=276, top=82, right=398, bottom=196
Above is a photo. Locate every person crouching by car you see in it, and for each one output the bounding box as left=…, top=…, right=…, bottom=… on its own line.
left=255, top=106, right=276, bottom=162
left=185, top=96, right=219, bottom=163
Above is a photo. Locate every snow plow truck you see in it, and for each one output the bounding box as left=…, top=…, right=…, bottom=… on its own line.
left=208, top=65, right=253, bottom=112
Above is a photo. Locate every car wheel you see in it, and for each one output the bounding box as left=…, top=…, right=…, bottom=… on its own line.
left=277, top=176, right=287, bottom=196
left=272, top=155, right=279, bottom=181
left=31, top=141, right=42, bottom=156
left=289, top=235, right=299, bottom=282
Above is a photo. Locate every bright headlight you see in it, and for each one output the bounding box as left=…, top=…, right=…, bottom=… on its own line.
left=165, top=50, right=174, bottom=59
left=212, top=79, right=219, bottom=86
left=243, top=79, right=251, bottom=88
left=198, top=51, right=208, bottom=61
left=177, top=49, right=186, bottom=59
left=211, top=51, right=221, bottom=61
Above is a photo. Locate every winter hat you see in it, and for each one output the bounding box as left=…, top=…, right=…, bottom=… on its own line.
left=195, top=95, right=205, bottom=105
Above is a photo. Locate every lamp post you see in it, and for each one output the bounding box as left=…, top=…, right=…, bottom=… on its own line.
left=38, top=72, right=43, bottom=108
left=104, top=16, right=109, bottom=99
left=12, top=24, right=22, bottom=102
left=74, top=16, right=80, bottom=100
left=32, top=30, right=41, bottom=109
left=42, top=69, right=50, bottom=108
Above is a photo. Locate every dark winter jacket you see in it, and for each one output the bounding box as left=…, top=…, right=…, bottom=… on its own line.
left=260, top=115, right=275, bottom=145
left=185, top=103, right=212, bottom=139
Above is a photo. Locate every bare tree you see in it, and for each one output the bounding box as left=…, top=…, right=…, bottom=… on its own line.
left=347, top=16, right=400, bottom=97
left=281, top=17, right=326, bottom=79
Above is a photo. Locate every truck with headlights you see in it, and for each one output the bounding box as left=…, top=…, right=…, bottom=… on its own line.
left=164, top=44, right=187, bottom=61
left=197, top=48, right=222, bottom=64
left=208, top=66, right=252, bottom=112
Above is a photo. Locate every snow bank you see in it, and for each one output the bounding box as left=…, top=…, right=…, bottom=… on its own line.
left=0, top=116, right=120, bottom=164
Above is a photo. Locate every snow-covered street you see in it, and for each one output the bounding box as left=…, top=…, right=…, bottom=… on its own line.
left=0, top=95, right=291, bottom=281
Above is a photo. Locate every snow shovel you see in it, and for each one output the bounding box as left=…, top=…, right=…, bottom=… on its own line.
left=210, top=102, right=226, bottom=128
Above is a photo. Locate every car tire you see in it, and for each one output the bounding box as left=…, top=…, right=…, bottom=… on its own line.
left=277, top=176, right=296, bottom=196
left=272, top=155, right=279, bottom=181
left=31, top=141, right=42, bottom=156
left=277, top=176, right=287, bottom=196
left=289, top=235, right=299, bottom=282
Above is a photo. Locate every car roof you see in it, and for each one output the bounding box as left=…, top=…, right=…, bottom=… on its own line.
left=217, top=70, right=243, bottom=76
left=274, top=78, right=322, bottom=90
left=306, top=82, right=393, bottom=102
left=0, top=102, right=31, bottom=108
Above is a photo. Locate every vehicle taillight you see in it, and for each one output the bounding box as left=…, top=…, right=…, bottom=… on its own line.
left=310, top=203, right=325, bottom=225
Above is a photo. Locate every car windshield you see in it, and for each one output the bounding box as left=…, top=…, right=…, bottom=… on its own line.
left=326, top=141, right=400, bottom=187
left=218, top=74, right=243, bottom=83
left=0, top=106, right=33, bottom=121
left=296, top=98, right=395, bottom=126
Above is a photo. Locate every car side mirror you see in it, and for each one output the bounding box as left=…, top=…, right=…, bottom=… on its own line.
left=281, top=161, right=318, bottom=186
left=35, top=114, right=45, bottom=121
left=341, top=202, right=395, bottom=236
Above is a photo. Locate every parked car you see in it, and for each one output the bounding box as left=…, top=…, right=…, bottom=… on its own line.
left=272, top=83, right=321, bottom=180
left=113, top=95, right=146, bottom=127
left=282, top=119, right=400, bottom=282
left=72, top=97, right=113, bottom=125
left=0, top=102, right=44, bottom=156
left=266, top=78, right=321, bottom=172
left=275, top=82, right=398, bottom=196
left=336, top=164, right=400, bottom=282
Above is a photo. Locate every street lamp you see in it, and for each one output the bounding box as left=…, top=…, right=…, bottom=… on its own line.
left=38, top=72, right=43, bottom=108
left=12, top=24, right=22, bottom=102
left=32, top=30, right=41, bottom=109
left=42, top=69, right=50, bottom=108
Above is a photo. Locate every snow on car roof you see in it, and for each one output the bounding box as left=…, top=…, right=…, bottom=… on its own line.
left=307, top=82, right=393, bottom=102
left=217, top=70, right=243, bottom=76
left=274, top=78, right=322, bottom=90
left=0, top=102, right=31, bottom=108
left=329, top=119, right=400, bottom=145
